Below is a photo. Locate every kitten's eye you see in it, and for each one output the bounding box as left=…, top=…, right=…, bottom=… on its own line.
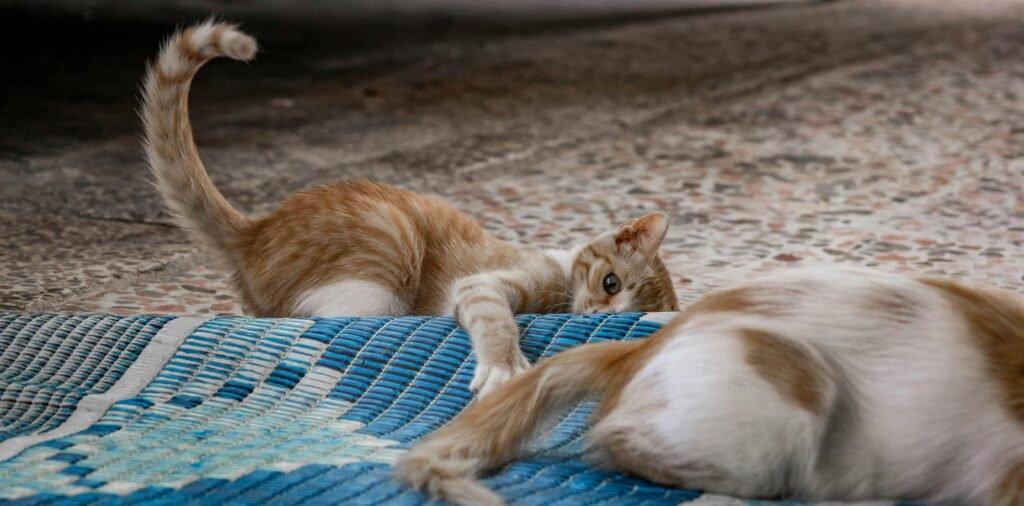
left=602, top=273, right=621, bottom=295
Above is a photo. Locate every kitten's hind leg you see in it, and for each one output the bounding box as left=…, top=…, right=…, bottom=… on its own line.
left=293, top=279, right=409, bottom=317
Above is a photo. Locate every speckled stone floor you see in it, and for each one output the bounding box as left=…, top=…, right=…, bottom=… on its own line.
left=2, top=0, right=1023, bottom=315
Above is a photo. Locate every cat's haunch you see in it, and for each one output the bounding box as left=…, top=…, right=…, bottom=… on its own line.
left=397, top=265, right=1024, bottom=505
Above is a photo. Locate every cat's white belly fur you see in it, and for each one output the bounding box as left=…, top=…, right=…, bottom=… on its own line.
left=293, top=280, right=409, bottom=317
left=594, top=266, right=1024, bottom=503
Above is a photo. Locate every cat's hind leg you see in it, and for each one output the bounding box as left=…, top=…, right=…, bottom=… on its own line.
left=590, top=327, right=836, bottom=499
left=293, top=279, right=410, bottom=317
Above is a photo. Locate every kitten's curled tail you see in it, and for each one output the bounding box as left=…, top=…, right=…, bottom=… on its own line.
left=142, top=21, right=257, bottom=265
left=395, top=339, right=647, bottom=506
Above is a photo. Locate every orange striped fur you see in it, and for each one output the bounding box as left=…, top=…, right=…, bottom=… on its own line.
left=142, top=22, right=678, bottom=395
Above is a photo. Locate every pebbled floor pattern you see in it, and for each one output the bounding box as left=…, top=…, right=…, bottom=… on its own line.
left=2, top=0, right=1022, bottom=315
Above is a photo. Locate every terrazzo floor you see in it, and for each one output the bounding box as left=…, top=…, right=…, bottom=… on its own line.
left=2, top=0, right=1023, bottom=315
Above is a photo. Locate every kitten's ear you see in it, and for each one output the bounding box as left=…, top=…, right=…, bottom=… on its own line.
left=614, top=213, right=669, bottom=257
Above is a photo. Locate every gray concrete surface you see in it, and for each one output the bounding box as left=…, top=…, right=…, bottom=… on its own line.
left=2, top=0, right=1022, bottom=314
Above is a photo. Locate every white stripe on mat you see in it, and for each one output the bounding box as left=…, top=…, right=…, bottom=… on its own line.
left=0, top=316, right=208, bottom=461
left=640, top=312, right=678, bottom=326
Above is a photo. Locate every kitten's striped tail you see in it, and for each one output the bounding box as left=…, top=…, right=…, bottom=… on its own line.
left=142, top=21, right=256, bottom=266
left=394, top=339, right=647, bottom=506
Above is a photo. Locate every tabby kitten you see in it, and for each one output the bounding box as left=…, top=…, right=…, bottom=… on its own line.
left=397, top=265, right=1024, bottom=505
left=141, top=22, right=678, bottom=395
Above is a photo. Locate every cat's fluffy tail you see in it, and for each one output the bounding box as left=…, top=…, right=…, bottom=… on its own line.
left=141, top=21, right=256, bottom=266
left=394, top=339, right=647, bottom=506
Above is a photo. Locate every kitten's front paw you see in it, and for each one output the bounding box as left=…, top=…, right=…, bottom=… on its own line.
left=471, top=353, right=530, bottom=397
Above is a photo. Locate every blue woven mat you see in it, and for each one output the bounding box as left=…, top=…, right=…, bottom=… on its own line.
left=0, top=313, right=898, bottom=505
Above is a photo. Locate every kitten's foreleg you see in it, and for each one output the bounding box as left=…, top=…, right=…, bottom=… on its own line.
left=451, top=271, right=533, bottom=396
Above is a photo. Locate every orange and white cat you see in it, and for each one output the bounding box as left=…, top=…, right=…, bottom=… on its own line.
left=141, top=22, right=678, bottom=394
left=397, top=265, right=1024, bottom=505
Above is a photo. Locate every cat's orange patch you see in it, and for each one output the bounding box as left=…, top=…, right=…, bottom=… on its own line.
left=597, top=285, right=797, bottom=416
left=993, top=459, right=1024, bottom=506
left=680, top=285, right=789, bottom=322
left=597, top=332, right=671, bottom=418
left=922, top=278, right=1024, bottom=423
left=740, top=328, right=828, bottom=415
left=861, top=286, right=922, bottom=324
